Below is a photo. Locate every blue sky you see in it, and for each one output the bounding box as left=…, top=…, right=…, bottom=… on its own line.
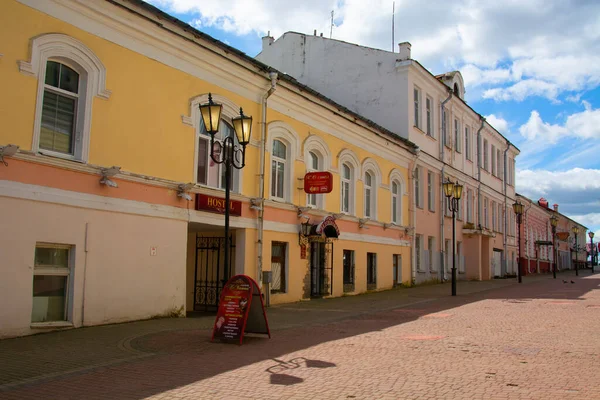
left=147, top=0, right=600, bottom=235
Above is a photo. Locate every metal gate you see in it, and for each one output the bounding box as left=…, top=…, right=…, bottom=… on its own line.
left=310, top=240, right=333, bottom=297
left=193, top=235, right=234, bottom=312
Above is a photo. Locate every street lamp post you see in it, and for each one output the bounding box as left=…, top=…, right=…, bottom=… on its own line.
left=199, top=93, right=253, bottom=282
left=589, top=231, right=595, bottom=273
left=572, top=226, right=580, bottom=276
left=443, top=179, right=463, bottom=297
left=512, top=201, right=524, bottom=283
left=550, top=214, right=558, bottom=279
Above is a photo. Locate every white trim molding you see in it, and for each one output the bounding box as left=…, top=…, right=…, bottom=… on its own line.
left=303, top=134, right=332, bottom=172
left=267, top=121, right=302, bottom=161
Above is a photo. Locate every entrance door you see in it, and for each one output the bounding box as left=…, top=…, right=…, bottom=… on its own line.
left=393, top=254, right=402, bottom=286
left=311, top=241, right=333, bottom=297
left=343, top=249, right=355, bottom=293
left=193, top=236, right=234, bottom=312
left=492, top=249, right=502, bottom=277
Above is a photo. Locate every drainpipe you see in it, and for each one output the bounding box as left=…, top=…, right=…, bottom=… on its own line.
left=257, top=71, right=278, bottom=299
left=409, top=149, right=420, bottom=285
left=439, top=90, right=452, bottom=280
left=503, top=140, right=510, bottom=275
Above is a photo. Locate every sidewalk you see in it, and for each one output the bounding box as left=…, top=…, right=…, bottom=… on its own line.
left=0, top=271, right=590, bottom=392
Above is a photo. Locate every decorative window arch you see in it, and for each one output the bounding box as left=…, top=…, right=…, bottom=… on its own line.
left=303, top=135, right=331, bottom=209
left=338, top=149, right=360, bottom=215
left=389, top=169, right=407, bottom=225
left=267, top=121, right=301, bottom=202
left=19, top=33, right=111, bottom=162
left=361, top=158, right=382, bottom=220
left=184, top=93, right=244, bottom=192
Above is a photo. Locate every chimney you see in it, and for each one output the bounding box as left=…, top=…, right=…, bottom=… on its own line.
left=261, top=32, right=274, bottom=51
left=398, top=41, right=411, bottom=60
left=553, top=204, right=558, bottom=212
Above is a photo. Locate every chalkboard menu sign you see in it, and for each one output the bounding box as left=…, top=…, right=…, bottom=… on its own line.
left=211, top=275, right=270, bottom=344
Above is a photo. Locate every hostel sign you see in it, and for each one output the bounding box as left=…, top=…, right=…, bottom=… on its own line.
left=195, top=194, right=242, bottom=216
left=304, top=172, right=333, bottom=194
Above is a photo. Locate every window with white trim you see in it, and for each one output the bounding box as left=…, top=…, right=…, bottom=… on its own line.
left=364, top=171, right=374, bottom=218
left=391, top=180, right=401, bottom=224
left=197, top=119, right=238, bottom=191
left=484, top=198, right=489, bottom=228
left=32, top=244, right=73, bottom=323
left=426, top=96, right=433, bottom=136
left=467, top=189, right=473, bottom=223
left=497, top=149, right=503, bottom=180
left=270, top=241, right=287, bottom=293
left=415, top=167, right=423, bottom=208
left=341, top=163, right=354, bottom=214
left=307, top=151, right=322, bottom=208
left=427, top=171, right=435, bottom=212
left=454, top=119, right=461, bottom=153
left=492, top=201, right=497, bottom=231
left=414, top=87, right=421, bottom=129
left=483, top=139, right=489, bottom=171
left=465, top=126, right=471, bottom=160
left=271, top=139, right=287, bottom=200
left=491, top=145, right=497, bottom=176
left=416, top=234, right=423, bottom=271
left=21, top=34, right=111, bottom=163
left=428, top=236, right=435, bottom=271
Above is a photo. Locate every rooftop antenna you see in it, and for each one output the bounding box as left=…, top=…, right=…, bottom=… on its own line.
left=392, top=1, right=395, bottom=52
left=330, top=10, right=334, bottom=38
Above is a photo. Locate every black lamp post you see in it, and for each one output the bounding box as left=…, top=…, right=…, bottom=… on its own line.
left=589, top=231, right=595, bottom=273
left=512, top=201, right=524, bottom=283
left=572, top=226, right=580, bottom=276
left=550, top=214, right=558, bottom=279
left=443, top=179, right=463, bottom=296
left=199, top=93, right=252, bottom=282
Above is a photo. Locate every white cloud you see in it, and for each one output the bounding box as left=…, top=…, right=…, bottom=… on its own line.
left=485, top=114, right=509, bottom=135
left=483, top=80, right=561, bottom=102
left=518, top=107, right=600, bottom=143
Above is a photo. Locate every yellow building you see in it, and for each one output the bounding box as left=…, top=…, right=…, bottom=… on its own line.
left=0, top=0, right=418, bottom=338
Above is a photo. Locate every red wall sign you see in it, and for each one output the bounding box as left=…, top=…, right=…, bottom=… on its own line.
left=304, top=171, right=333, bottom=194
left=195, top=194, right=242, bottom=216
left=211, top=275, right=270, bottom=344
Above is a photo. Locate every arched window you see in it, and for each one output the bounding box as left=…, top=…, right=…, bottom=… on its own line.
left=391, top=180, right=401, bottom=224
left=454, top=83, right=460, bottom=97
left=20, top=34, right=110, bottom=162
left=197, top=119, right=238, bottom=191
left=307, top=151, right=322, bottom=208
left=341, top=163, right=353, bottom=213
left=271, top=139, right=287, bottom=200
left=364, top=171, right=374, bottom=218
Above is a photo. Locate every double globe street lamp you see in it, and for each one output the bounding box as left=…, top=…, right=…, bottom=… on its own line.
left=550, top=214, right=558, bottom=279
left=512, top=200, right=524, bottom=283
left=443, top=179, right=463, bottom=297
left=199, top=93, right=253, bottom=280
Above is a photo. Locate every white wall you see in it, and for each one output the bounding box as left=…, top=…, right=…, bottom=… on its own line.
left=0, top=196, right=187, bottom=338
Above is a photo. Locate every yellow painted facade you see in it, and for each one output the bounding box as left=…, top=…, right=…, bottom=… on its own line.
left=0, top=0, right=416, bottom=337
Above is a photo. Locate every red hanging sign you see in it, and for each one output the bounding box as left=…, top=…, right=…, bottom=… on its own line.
left=304, top=171, right=333, bottom=194
left=211, top=275, right=271, bottom=344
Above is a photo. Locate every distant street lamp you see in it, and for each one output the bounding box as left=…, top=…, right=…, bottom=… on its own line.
left=589, top=231, right=595, bottom=274
left=443, top=179, right=463, bottom=296
left=512, top=201, right=524, bottom=283
left=199, top=93, right=253, bottom=281
left=572, top=226, right=580, bottom=276
left=550, top=214, right=558, bottom=279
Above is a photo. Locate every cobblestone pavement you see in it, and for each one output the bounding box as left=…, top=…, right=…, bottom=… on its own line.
left=1, top=271, right=599, bottom=400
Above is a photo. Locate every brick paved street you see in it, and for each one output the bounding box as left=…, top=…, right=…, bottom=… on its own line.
left=1, top=272, right=599, bottom=400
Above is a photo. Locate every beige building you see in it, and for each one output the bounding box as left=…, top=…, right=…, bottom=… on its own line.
left=257, top=33, right=520, bottom=283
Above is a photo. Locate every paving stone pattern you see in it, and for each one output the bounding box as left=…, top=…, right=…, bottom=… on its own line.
left=0, top=272, right=599, bottom=399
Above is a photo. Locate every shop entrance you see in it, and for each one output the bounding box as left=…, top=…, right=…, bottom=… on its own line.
left=193, top=235, right=234, bottom=312
left=310, top=240, right=333, bottom=297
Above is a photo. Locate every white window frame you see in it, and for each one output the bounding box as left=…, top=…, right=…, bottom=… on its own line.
left=483, top=139, right=489, bottom=171
left=427, top=171, right=435, bottom=212
left=364, top=171, right=374, bottom=219
left=197, top=120, right=240, bottom=192
left=467, top=189, right=473, bottom=223
left=414, top=87, right=421, bottom=129
left=492, top=201, right=497, bottom=231
left=455, top=118, right=461, bottom=153
left=19, top=34, right=111, bottom=163
left=415, top=166, right=423, bottom=209
left=307, top=151, right=321, bottom=208
left=428, top=236, right=435, bottom=271
left=426, top=96, right=433, bottom=137
left=465, top=126, right=471, bottom=160
left=390, top=169, right=405, bottom=225
left=271, top=139, right=288, bottom=201
left=338, top=149, right=360, bottom=215
left=416, top=234, right=423, bottom=271
left=391, top=180, right=401, bottom=224
left=32, top=243, right=74, bottom=324
left=484, top=198, right=489, bottom=228
left=341, top=163, right=354, bottom=214
left=267, top=122, right=300, bottom=203
left=303, top=135, right=331, bottom=209
left=491, top=145, right=497, bottom=176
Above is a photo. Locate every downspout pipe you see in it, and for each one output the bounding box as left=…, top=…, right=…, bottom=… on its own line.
left=503, top=140, right=510, bottom=275
left=258, top=71, right=278, bottom=302
left=439, top=90, right=452, bottom=280
left=410, top=149, right=420, bottom=285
